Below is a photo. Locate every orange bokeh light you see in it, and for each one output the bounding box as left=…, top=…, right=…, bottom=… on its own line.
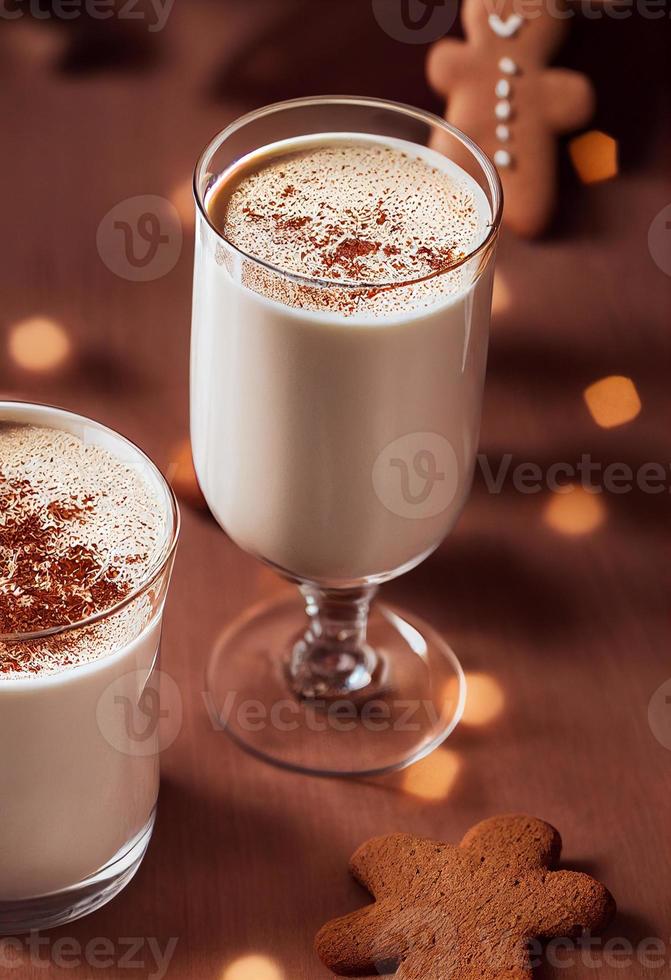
left=171, top=178, right=196, bottom=231
left=543, top=484, right=606, bottom=536
left=461, top=673, right=505, bottom=727
left=222, top=955, right=284, bottom=980
left=8, top=19, right=66, bottom=66
left=569, top=131, right=618, bottom=185
left=583, top=375, right=641, bottom=429
left=167, top=439, right=207, bottom=511
left=401, top=748, right=461, bottom=802
left=492, top=271, right=512, bottom=317
left=7, top=316, right=71, bottom=372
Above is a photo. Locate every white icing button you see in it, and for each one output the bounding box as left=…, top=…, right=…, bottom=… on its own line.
left=494, top=149, right=513, bottom=168
left=495, top=100, right=513, bottom=121
left=495, top=79, right=511, bottom=98
left=499, top=57, right=518, bottom=76
left=496, top=124, right=510, bottom=142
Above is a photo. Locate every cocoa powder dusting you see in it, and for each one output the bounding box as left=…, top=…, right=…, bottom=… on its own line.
left=212, top=139, right=489, bottom=307
left=0, top=474, right=130, bottom=636
left=0, top=424, right=166, bottom=677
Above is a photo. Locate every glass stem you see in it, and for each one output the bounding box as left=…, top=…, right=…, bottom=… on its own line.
left=287, top=584, right=379, bottom=700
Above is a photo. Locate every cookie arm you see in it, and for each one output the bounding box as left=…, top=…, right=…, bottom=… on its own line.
left=426, top=38, right=471, bottom=96
left=315, top=903, right=402, bottom=976
left=540, top=69, right=596, bottom=134
left=350, top=833, right=453, bottom=898
left=533, top=870, right=616, bottom=937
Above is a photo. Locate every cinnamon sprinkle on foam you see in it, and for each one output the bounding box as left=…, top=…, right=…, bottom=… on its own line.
left=0, top=423, right=166, bottom=678
left=208, top=139, right=490, bottom=316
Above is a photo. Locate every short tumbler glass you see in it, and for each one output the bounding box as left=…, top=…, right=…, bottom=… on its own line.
left=0, top=401, right=179, bottom=934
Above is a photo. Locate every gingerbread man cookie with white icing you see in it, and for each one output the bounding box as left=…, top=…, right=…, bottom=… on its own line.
left=427, top=0, right=596, bottom=237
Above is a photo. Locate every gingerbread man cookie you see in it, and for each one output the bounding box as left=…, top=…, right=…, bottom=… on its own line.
left=427, top=0, right=596, bottom=237
left=316, top=814, right=615, bottom=978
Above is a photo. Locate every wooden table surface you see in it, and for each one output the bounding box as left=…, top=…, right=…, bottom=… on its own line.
left=1, top=3, right=670, bottom=977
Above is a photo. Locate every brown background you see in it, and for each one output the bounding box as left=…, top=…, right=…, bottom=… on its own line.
left=1, top=1, right=670, bottom=977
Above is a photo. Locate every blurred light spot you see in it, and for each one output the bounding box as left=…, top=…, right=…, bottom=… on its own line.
left=544, top=484, right=606, bottom=536
left=569, top=131, right=618, bottom=185
left=8, top=316, right=71, bottom=372
left=583, top=375, right=641, bottom=428
left=401, top=748, right=460, bottom=802
left=171, top=178, right=195, bottom=231
left=222, top=955, right=284, bottom=980
left=8, top=20, right=66, bottom=66
left=492, top=271, right=511, bottom=316
left=445, top=672, right=505, bottom=727
left=167, top=439, right=207, bottom=511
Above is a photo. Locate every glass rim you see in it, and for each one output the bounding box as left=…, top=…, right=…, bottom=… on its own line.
left=0, top=399, right=181, bottom=644
left=193, top=94, right=503, bottom=291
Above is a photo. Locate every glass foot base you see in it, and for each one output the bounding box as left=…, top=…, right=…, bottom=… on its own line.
left=206, top=594, right=466, bottom=777
left=0, top=809, right=156, bottom=935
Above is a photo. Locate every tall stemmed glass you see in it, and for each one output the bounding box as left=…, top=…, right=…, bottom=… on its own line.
left=191, top=96, right=501, bottom=776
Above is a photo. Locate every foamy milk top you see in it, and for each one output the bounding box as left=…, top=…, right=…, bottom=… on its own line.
left=205, top=134, right=492, bottom=316
left=0, top=423, right=167, bottom=678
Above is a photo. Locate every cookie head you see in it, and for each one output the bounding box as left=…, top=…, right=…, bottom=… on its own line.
left=462, top=0, right=571, bottom=62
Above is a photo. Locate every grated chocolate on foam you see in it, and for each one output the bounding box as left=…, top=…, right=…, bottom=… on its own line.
left=0, top=423, right=167, bottom=678
left=210, top=140, right=489, bottom=315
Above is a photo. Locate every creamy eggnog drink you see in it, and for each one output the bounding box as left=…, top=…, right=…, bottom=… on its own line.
left=192, top=134, right=493, bottom=584
left=0, top=403, right=178, bottom=932
left=192, top=98, right=500, bottom=777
